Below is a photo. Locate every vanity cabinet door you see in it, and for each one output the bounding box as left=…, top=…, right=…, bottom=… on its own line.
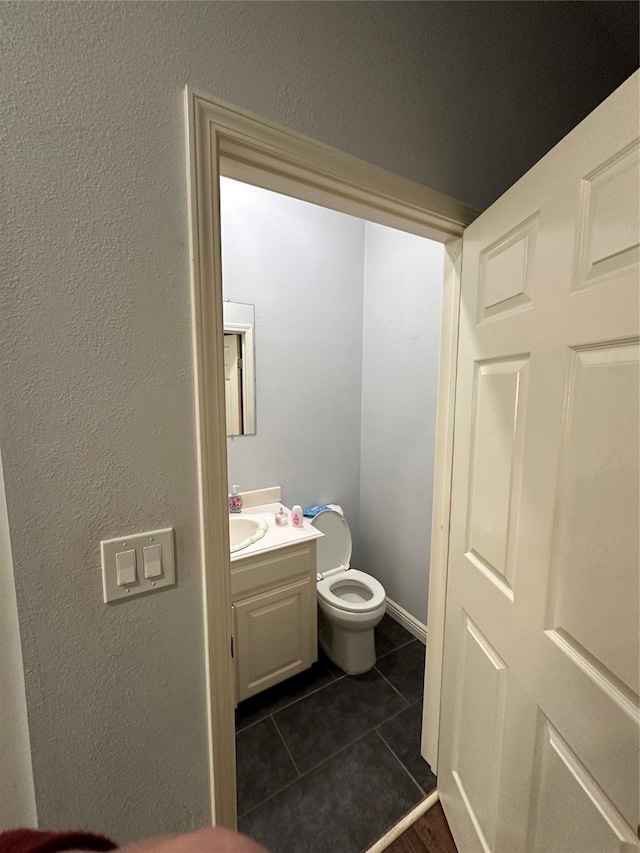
left=233, top=576, right=316, bottom=702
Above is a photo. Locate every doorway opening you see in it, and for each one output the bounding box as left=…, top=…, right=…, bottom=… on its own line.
left=184, top=84, right=474, bottom=831
left=220, top=176, right=445, bottom=848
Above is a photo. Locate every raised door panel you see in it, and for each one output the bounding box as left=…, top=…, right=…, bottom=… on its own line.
left=477, top=213, right=538, bottom=322
left=538, top=337, right=640, bottom=826
left=234, top=577, right=315, bottom=702
left=575, top=140, right=640, bottom=290
left=466, top=357, right=529, bottom=598
left=450, top=616, right=508, bottom=852
left=547, top=341, right=639, bottom=698
left=528, top=720, right=638, bottom=853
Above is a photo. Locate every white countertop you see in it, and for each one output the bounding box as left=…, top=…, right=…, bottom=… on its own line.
left=229, top=502, right=323, bottom=562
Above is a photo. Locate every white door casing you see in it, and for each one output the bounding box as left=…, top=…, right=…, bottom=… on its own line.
left=185, top=84, right=474, bottom=826
left=438, top=71, right=639, bottom=853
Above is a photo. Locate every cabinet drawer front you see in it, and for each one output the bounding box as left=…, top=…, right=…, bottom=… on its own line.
left=234, top=577, right=316, bottom=702
left=231, top=544, right=314, bottom=600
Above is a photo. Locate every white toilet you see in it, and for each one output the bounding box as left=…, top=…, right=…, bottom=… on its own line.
left=311, top=508, right=386, bottom=674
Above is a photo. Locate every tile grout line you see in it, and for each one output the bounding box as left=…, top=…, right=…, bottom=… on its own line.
left=243, top=726, right=394, bottom=823
left=240, top=644, right=425, bottom=839
left=236, top=714, right=302, bottom=818
left=236, top=636, right=411, bottom=732
left=237, top=647, right=417, bottom=739
left=239, top=718, right=431, bottom=831
left=373, top=664, right=412, bottom=707
left=272, top=713, right=304, bottom=778
left=238, top=661, right=397, bottom=739
left=237, top=810, right=253, bottom=836
left=376, top=637, right=416, bottom=661
left=235, top=664, right=346, bottom=734
left=374, top=728, right=432, bottom=800
left=243, top=685, right=415, bottom=821
left=378, top=696, right=422, bottom=730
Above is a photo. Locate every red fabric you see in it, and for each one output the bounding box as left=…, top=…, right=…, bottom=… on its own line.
left=0, top=830, right=117, bottom=853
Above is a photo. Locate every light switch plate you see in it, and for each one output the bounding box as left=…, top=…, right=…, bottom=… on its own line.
left=101, top=527, right=175, bottom=603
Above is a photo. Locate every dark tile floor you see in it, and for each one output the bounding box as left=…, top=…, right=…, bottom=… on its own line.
left=235, top=615, right=437, bottom=853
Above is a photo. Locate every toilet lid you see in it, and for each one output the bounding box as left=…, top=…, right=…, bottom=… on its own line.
left=311, top=509, right=352, bottom=574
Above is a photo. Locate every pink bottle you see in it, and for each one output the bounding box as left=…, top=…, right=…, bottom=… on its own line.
left=291, top=505, right=303, bottom=528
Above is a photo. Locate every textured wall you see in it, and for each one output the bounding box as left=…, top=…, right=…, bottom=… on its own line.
left=1, top=0, right=635, bottom=840
left=2, top=3, right=211, bottom=841
left=359, top=225, right=444, bottom=626
left=221, top=179, right=365, bottom=543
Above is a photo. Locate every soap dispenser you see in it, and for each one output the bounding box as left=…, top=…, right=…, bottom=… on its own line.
left=229, top=485, right=243, bottom=513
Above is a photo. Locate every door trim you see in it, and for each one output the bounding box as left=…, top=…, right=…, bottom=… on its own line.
left=0, top=448, right=37, bottom=828
left=184, top=84, right=476, bottom=826
left=421, top=239, right=463, bottom=773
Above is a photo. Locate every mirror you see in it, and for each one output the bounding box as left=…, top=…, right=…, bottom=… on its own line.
left=223, top=301, right=256, bottom=436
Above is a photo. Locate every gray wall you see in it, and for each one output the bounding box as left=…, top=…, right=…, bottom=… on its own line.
left=221, top=179, right=365, bottom=543
left=1, top=0, right=635, bottom=840
left=358, top=225, right=443, bottom=626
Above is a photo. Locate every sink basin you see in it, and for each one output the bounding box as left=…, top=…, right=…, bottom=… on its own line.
left=229, top=515, right=268, bottom=553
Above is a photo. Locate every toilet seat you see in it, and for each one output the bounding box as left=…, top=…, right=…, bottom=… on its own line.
left=317, top=569, right=386, bottom=613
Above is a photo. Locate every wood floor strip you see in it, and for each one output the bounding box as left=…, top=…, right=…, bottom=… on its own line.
left=365, top=791, right=440, bottom=853
left=383, top=802, right=457, bottom=853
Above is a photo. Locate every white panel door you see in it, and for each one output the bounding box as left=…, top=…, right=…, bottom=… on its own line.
left=438, top=72, right=639, bottom=852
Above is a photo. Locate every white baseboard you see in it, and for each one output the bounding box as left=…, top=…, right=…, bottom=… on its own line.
left=385, top=597, right=427, bottom=645
left=365, top=790, right=439, bottom=852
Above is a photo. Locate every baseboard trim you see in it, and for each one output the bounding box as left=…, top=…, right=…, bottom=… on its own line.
left=385, top=597, right=427, bottom=645
left=365, top=790, right=440, bottom=852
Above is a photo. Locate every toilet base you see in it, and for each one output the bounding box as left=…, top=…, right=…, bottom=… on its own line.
left=318, top=608, right=378, bottom=675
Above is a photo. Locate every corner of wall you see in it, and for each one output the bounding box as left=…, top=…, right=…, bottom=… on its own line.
left=0, top=447, right=37, bottom=829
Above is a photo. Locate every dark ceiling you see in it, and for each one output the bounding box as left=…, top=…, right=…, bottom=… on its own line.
left=584, top=1, right=639, bottom=69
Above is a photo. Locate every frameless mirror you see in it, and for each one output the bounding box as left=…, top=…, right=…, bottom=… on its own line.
left=223, top=301, right=256, bottom=436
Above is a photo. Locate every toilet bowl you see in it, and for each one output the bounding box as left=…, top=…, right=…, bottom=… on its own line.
left=311, top=509, right=386, bottom=674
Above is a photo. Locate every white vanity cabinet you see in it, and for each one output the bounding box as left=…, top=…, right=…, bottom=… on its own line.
left=231, top=541, right=318, bottom=702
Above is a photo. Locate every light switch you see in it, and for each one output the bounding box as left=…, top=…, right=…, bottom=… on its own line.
left=116, top=550, right=137, bottom=586
left=143, top=544, right=162, bottom=579
left=101, top=527, right=175, bottom=603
